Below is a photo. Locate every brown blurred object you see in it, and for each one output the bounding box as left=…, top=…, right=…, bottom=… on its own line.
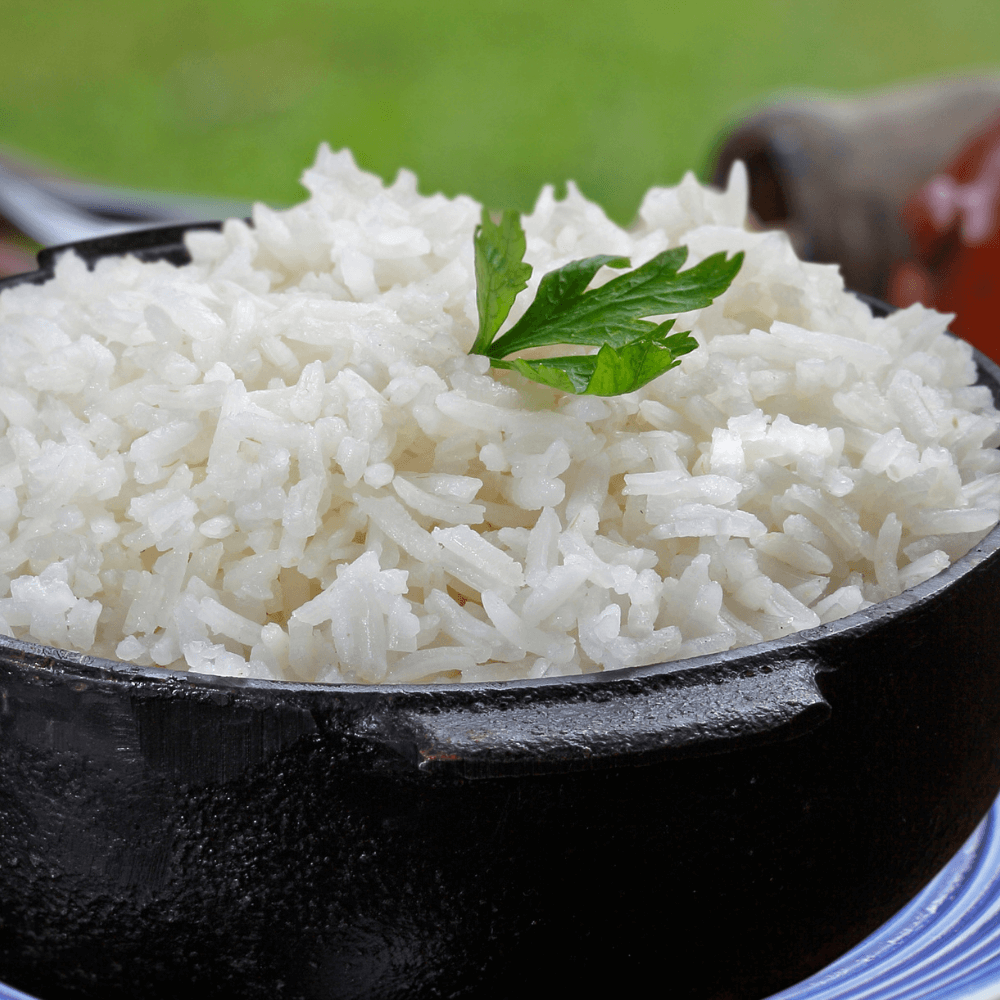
left=711, top=76, right=1000, bottom=299
left=887, top=112, right=1000, bottom=360
left=0, top=220, right=38, bottom=278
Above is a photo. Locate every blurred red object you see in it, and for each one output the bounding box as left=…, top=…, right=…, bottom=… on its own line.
left=888, top=112, right=1000, bottom=360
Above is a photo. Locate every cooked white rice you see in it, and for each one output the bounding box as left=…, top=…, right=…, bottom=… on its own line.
left=0, top=144, right=998, bottom=683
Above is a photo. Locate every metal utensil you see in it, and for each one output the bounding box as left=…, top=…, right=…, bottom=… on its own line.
left=0, top=155, right=253, bottom=246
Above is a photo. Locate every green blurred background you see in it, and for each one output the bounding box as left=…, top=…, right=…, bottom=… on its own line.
left=2, top=0, right=999, bottom=224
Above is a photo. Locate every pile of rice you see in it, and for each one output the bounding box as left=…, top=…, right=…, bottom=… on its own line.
left=0, top=145, right=998, bottom=684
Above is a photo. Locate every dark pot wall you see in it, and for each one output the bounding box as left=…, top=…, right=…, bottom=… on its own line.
left=1, top=518, right=999, bottom=1000
left=1, top=226, right=999, bottom=1000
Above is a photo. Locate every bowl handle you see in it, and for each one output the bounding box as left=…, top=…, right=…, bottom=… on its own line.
left=367, top=655, right=831, bottom=778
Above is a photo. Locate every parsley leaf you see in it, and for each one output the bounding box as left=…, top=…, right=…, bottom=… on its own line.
left=470, top=208, right=533, bottom=356
left=493, top=329, right=700, bottom=395
left=470, top=209, right=743, bottom=396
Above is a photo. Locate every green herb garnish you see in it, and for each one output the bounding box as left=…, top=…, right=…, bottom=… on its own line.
left=470, top=208, right=744, bottom=396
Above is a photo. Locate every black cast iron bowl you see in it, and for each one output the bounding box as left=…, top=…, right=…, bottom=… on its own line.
left=1, top=225, right=1000, bottom=1000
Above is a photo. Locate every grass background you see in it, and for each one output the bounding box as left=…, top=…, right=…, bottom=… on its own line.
left=1, top=0, right=999, bottom=224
